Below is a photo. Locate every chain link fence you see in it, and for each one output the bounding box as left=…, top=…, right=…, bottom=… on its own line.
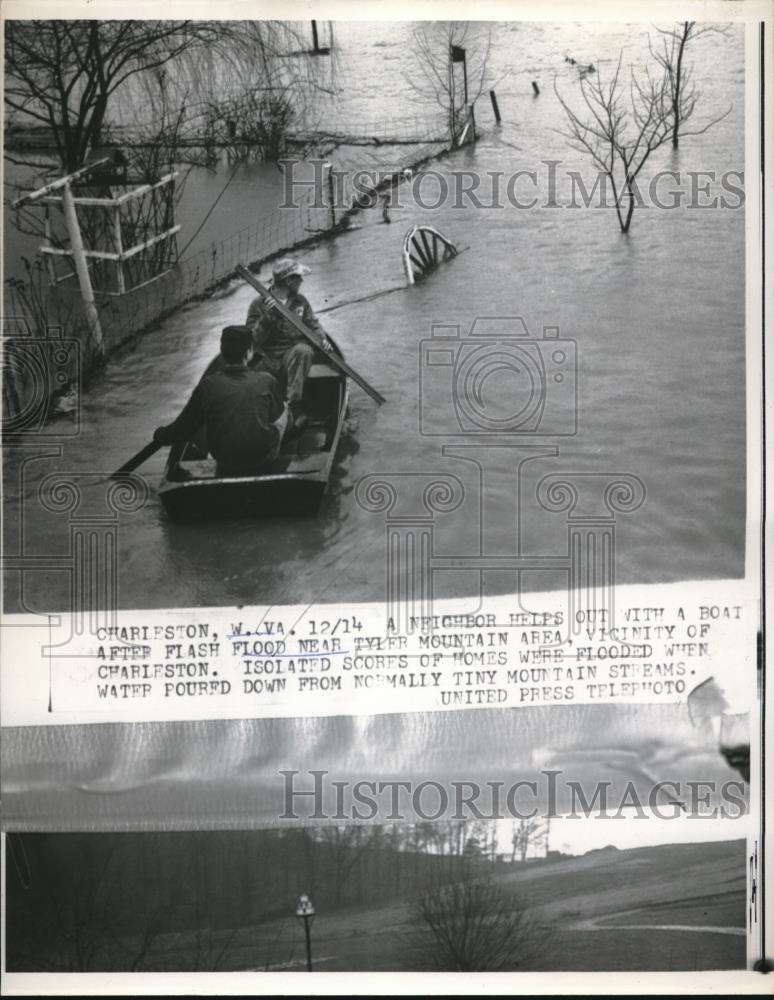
left=3, top=109, right=473, bottom=423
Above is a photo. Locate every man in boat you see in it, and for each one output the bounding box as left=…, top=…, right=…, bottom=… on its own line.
left=153, top=325, right=289, bottom=472
left=246, top=257, right=333, bottom=430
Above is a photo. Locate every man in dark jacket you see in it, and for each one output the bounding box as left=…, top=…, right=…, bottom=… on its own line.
left=154, top=325, right=289, bottom=472
left=246, top=257, right=332, bottom=429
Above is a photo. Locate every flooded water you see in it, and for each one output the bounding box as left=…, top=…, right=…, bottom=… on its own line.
left=4, top=21, right=746, bottom=615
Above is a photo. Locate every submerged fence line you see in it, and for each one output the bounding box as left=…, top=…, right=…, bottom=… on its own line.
left=3, top=112, right=471, bottom=420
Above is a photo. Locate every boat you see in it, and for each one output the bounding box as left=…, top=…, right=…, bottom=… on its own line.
left=158, top=344, right=350, bottom=521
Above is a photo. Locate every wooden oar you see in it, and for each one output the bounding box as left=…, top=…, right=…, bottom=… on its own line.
left=236, top=264, right=386, bottom=405
left=110, top=439, right=163, bottom=478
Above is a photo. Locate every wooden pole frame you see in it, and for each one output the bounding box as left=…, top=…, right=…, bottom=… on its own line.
left=10, top=158, right=111, bottom=209
left=113, top=203, right=126, bottom=294
left=61, top=181, right=104, bottom=355
left=19, top=167, right=179, bottom=297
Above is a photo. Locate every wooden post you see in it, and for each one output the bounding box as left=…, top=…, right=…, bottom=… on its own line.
left=489, top=90, right=502, bottom=124
left=448, top=56, right=455, bottom=145
left=11, top=158, right=110, bottom=209
left=325, top=163, right=336, bottom=228
left=61, top=181, right=104, bottom=354
left=43, top=209, right=57, bottom=284
left=113, top=203, right=126, bottom=294
left=308, top=19, right=330, bottom=55
left=303, top=914, right=312, bottom=971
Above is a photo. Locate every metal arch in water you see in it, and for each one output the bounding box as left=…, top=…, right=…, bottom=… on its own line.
left=402, top=225, right=459, bottom=285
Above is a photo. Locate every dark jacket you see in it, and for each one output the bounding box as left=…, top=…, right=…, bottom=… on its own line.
left=246, top=288, right=325, bottom=361
left=156, top=366, right=284, bottom=467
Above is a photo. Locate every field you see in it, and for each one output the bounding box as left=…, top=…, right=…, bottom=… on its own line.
left=289, top=840, right=744, bottom=972
left=105, top=839, right=746, bottom=972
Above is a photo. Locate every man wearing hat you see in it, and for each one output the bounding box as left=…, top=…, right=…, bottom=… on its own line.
left=246, top=257, right=332, bottom=430
left=153, top=325, right=289, bottom=472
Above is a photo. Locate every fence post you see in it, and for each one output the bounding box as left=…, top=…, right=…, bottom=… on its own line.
left=325, top=162, right=336, bottom=228
left=113, top=203, right=126, bottom=294
left=61, top=181, right=104, bottom=355
left=489, top=90, right=502, bottom=124
left=43, top=211, right=58, bottom=285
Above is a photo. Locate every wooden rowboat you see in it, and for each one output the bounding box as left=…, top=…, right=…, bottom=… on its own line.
left=158, top=349, right=349, bottom=521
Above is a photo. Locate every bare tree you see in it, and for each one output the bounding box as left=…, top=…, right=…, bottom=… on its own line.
left=108, top=21, right=340, bottom=163
left=510, top=817, right=546, bottom=863
left=171, top=21, right=339, bottom=135
left=557, top=38, right=732, bottom=232
left=4, top=21, right=219, bottom=171
left=438, top=820, right=470, bottom=857
left=406, top=873, right=546, bottom=971
left=463, top=834, right=483, bottom=860
left=315, top=824, right=373, bottom=905
left=406, top=22, right=505, bottom=143
left=474, top=819, right=499, bottom=863
left=650, top=22, right=732, bottom=148
left=387, top=822, right=406, bottom=893
left=5, top=842, right=170, bottom=972
left=556, top=54, right=675, bottom=233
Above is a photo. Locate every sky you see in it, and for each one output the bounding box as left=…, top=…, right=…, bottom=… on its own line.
left=494, top=809, right=749, bottom=857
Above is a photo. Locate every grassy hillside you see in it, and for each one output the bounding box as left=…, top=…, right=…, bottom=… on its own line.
left=5, top=833, right=745, bottom=972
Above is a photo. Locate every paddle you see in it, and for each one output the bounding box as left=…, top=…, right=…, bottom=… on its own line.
left=110, top=439, right=163, bottom=478
left=235, top=264, right=386, bottom=405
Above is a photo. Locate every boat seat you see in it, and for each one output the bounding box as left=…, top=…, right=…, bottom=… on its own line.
left=283, top=454, right=329, bottom=474
left=178, top=451, right=328, bottom=479
left=309, top=363, right=338, bottom=379
left=178, top=460, right=218, bottom=479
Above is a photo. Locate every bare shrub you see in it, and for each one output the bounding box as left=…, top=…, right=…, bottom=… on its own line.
left=405, top=872, right=548, bottom=971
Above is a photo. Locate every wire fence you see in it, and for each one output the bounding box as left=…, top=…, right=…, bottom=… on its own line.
left=53, top=104, right=454, bottom=157
left=3, top=109, right=472, bottom=421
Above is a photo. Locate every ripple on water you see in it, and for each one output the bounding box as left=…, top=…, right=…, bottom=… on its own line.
left=4, top=22, right=747, bottom=611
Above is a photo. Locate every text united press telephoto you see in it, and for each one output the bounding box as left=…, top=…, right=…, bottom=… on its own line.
left=0, top=7, right=769, bottom=991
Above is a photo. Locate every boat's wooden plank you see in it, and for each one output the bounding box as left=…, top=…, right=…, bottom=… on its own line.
left=178, top=442, right=329, bottom=480
left=180, top=460, right=217, bottom=478
left=284, top=454, right=329, bottom=474
left=309, top=363, right=338, bottom=378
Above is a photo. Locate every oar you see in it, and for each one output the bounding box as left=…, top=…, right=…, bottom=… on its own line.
left=110, top=440, right=163, bottom=478
left=236, top=264, right=386, bottom=405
